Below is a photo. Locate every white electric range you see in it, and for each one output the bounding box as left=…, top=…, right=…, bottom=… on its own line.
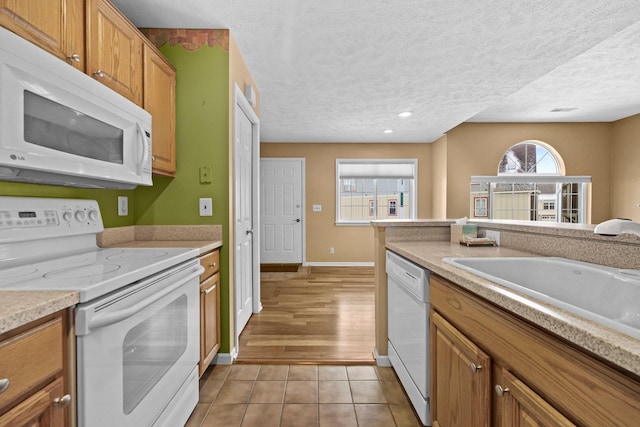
left=0, top=196, right=203, bottom=427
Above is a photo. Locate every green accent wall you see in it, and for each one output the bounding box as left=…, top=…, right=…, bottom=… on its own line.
left=0, top=44, right=233, bottom=353
left=135, top=44, right=232, bottom=353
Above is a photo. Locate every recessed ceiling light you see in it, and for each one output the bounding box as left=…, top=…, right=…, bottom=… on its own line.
left=384, top=129, right=394, bottom=134
left=398, top=111, right=412, bottom=118
left=549, top=107, right=578, bottom=112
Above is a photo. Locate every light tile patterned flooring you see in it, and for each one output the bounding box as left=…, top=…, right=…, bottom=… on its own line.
left=186, top=363, right=423, bottom=427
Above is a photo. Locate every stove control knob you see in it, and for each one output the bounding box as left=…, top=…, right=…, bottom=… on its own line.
left=62, top=211, right=73, bottom=222
left=88, top=209, right=99, bottom=221
left=75, top=210, right=86, bottom=222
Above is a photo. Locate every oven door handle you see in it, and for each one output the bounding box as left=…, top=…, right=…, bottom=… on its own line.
left=81, top=266, right=204, bottom=335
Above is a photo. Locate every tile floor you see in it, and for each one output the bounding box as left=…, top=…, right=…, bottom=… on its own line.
left=186, top=364, right=423, bottom=427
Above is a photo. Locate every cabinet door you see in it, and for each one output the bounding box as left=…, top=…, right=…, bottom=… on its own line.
left=498, top=369, right=576, bottom=427
left=144, top=43, right=176, bottom=176
left=0, top=377, right=65, bottom=427
left=430, top=310, right=491, bottom=427
left=86, top=0, right=142, bottom=105
left=199, top=272, right=220, bottom=377
left=0, top=0, right=84, bottom=70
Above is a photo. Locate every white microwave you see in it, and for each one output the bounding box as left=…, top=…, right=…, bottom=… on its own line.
left=0, top=26, right=152, bottom=189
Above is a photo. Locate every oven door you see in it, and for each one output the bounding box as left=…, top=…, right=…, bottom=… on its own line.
left=75, top=260, right=202, bottom=427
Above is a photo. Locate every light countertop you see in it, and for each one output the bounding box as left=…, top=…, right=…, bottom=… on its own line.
left=0, top=291, right=79, bottom=335
left=386, top=240, right=640, bottom=378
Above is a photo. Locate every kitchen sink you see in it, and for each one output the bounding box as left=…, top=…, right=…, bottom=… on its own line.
left=442, top=257, right=640, bottom=340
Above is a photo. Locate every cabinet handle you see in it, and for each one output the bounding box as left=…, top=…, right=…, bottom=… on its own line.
left=202, top=283, right=217, bottom=295
left=209, top=262, right=217, bottom=268
left=469, top=362, right=482, bottom=373
left=0, top=378, right=9, bottom=394
left=495, top=385, right=510, bottom=397
left=152, top=156, right=156, bottom=161
left=68, top=53, right=81, bottom=63
left=53, top=394, right=72, bottom=408
left=93, top=69, right=105, bottom=78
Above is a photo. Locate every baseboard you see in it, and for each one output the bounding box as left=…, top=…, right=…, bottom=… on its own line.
left=374, top=348, right=392, bottom=366
left=212, top=349, right=237, bottom=366
left=304, top=262, right=375, bottom=267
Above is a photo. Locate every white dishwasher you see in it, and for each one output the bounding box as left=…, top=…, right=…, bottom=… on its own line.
left=387, top=250, right=430, bottom=426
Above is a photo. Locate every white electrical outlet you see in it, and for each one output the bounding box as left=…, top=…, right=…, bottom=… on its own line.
left=330, top=247, right=335, bottom=254
left=485, top=230, right=500, bottom=246
left=199, top=198, right=213, bottom=216
left=117, top=196, right=128, bottom=216
left=313, top=205, right=322, bottom=212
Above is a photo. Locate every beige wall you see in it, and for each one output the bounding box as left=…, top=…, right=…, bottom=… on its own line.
left=431, top=135, right=448, bottom=219
left=611, top=114, right=640, bottom=221
left=260, top=143, right=432, bottom=263
left=443, top=122, right=613, bottom=223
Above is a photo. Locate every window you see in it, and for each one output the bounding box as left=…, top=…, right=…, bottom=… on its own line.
left=388, top=199, right=397, bottom=216
left=470, top=141, right=591, bottom=224
left=336, top=159, right=417, bottom=224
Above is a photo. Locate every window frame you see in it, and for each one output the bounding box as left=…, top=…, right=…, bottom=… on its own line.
left=335, top=159, right=418, bottom=225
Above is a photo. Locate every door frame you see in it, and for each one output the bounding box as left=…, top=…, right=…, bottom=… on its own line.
left=259, top=157, right=306, bottom=266
left=232, top=83, right=261, bottom=354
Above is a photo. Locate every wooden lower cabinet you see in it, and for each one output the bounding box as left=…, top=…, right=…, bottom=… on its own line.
left=0, top=312, right=71, bottom=427
left=498, top=369, right=574, bottom=427
left=430, top=274, right=640, bottom=427
left=0, top=377, right=65, bottom=427
left=199, top=249, right=221, bottom=377
left=431, top=311, right=491, bottom=427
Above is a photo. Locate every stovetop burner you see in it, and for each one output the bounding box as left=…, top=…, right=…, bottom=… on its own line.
left=2, top=265, right=38, bottom=279
left=44, top=263, right=122, bottom=279
left=105, top=249, right=170, bottom=261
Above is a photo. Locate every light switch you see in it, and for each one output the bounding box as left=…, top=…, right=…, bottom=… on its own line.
left=199, top=166, right=212, bottom=184
left=199, top=198, right=212, bottom=216
left=313, top=204, right=322, bottom=212
left=118, top=196, right=128, bottom=216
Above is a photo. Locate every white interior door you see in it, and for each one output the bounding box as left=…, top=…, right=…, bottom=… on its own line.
left=234, top=85, right=260, bottom=342
left=260, top=158, right=304, bottom=264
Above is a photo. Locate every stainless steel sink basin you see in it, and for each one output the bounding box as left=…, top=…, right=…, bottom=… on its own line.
left=442, top=257, right=640, bottom=340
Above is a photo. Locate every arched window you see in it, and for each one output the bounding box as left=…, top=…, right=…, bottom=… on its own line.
left=498, top=140, right=564, bottom=175
left=470, top=141, right=590, bottom=224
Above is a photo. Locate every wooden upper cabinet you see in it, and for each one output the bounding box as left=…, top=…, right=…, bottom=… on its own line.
left=144, top=43, right=176, bottom=176
left=86, top=0, right=142, bottom=106
left=0, top=0, right=85, bottom=71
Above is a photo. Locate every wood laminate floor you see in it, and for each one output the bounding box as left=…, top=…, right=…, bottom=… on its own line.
left=236, top=267, right=376, bottom=364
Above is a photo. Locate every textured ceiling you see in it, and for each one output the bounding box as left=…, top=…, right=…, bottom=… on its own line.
left=112, top=0, right=640, bottom=143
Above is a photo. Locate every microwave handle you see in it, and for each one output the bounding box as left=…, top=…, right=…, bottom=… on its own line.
left=83, top=265, right=203, bottom=334
left=137, top=121, right=150, bottom=174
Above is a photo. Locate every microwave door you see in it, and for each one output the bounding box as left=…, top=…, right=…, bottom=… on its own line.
left=24, top=91, right=126, bottom=165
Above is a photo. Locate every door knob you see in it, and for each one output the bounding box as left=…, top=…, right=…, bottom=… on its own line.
left=294, top=218, right=301, bottom=223
left=246, top=229, right=254, bottom=235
